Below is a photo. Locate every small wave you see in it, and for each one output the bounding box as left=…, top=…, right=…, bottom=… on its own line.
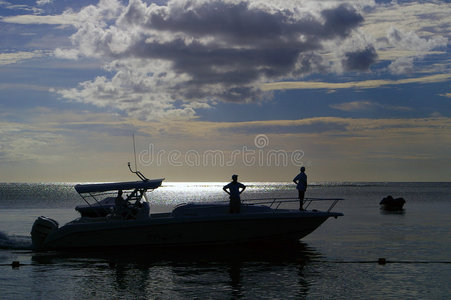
left=0, top=231, right=33, bottom=250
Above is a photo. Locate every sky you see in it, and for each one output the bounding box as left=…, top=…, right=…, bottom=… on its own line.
left=0, top=0, right=450, bottom=182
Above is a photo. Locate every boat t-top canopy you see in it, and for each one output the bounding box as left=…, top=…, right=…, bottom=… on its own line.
left=74, top=178, right=164, bottom=194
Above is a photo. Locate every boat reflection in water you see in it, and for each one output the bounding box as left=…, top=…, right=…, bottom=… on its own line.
left=31, top=242, right=321, bottom=298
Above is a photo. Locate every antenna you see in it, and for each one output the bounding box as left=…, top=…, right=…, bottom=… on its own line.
left=133, top=133, right=138, bottom=172
left=128, top=133, right=149, bottom=181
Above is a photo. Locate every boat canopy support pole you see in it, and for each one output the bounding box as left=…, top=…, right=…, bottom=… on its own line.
left=78, top=192, right=105, bottom=218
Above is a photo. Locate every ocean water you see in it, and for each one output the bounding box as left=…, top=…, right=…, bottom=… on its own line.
left=0, top=182, right=450, bottom=299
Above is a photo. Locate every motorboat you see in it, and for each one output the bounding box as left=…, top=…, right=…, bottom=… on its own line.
left=31, top=169, right=344, bottom=251
left=380, top=195, right=406, bottom=211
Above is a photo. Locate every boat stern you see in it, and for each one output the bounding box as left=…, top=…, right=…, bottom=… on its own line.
left=31, top=216, right=59, bottom=250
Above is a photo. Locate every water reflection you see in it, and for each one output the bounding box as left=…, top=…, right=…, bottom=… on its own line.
left=380, top=209, right=406, bottom=216
left=31, top=242, right=321, bottom=299
left=228, top=261, right=243, bottom=298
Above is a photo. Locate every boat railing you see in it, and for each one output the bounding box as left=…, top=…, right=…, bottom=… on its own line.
left=241, top=197, right=344, bottom=212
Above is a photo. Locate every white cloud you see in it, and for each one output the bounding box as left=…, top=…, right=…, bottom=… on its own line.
left=53, top=48, right=80, bottom=60
left=362, top=1, right=450, bottom=73
left=1, top=104, right=450, bottom=181
left=330, top=101, right=375, bottom=111
left=0, top=50, right=48, bottom=65
left=0, top=121, right=63, bottom=163
left=0, top=1, right=41, bottom=13
left=5, top=0, right=447, bottom=121
left=387, top=27, right=448, bottom=53
left=388, top=56, right=414, bottom=74
left=261, top=73, right=451, bottom=91
left=1, top=14, right=78, bottom=25
left=52, top=0, right=376, bottom=120
left=330, top=100, right=412, bottom=112
left=385, top=27, right=448, bottom=74
left=37, top=0, right=54, bottom=5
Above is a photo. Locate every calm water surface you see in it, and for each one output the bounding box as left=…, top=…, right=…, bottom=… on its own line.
left=0, top=182, right=450, bottom=299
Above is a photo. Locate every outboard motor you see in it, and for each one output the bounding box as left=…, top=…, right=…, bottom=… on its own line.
left=31, top=216, right=59, bottom=250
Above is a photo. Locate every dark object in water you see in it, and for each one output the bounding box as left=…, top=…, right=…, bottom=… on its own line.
left=11, top=261, right=20, bottom=268
left=380, top=195, right=406, bottom=211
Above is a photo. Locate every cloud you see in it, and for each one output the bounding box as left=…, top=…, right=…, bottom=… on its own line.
left=330, top=101, right=376, bottom=111
left=218, top=120, right=349, bottom=135
left=0, top=121, right=63, bottom=163
left=363, top=2, right=451, bottom=42
left=261, top=73, right=451, bottom=91
left=2, top=103, right=450, bottom=181
left=387, top=56, right=414, bottom=74
left=362, top=2, right=450, bottom=73
left=0, top=50, right=48, bottom=65
left=6, top=0, right=447, bottom=121
left=1, top=14, right=78, bottom=25
left=0, top=1, right=42, bottom=14
left=0, top=83, right=52, bottom=91
left=37, top=0, right=54, bottom=5
left=53, top=48, right=79, bottom=60
left=203, top=116, right=451, bottom=142
left=387, top=27, right=447, bottom=53
left=385, top=27, right=448, bottom=74
left=0, top=106, right=145, bottom=164
left=342, top=46, right=378, bottom=71
left=51, top=0, right=371, bottom=120
left=330, top=100, right=412, bottom=112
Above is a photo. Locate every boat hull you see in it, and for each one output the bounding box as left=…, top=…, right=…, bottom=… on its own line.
left=380, top=196, right=406, bottom=211
left=37, top=211, right=340, bottom=250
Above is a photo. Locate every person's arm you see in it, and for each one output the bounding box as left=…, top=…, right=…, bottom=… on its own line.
left=240, top=186, right=246, bottom=194
left=223, top=185, right=230, bottom=195
left=239, top=183, right=246, bottom=194
left=293, top=175, right=299, bottom=184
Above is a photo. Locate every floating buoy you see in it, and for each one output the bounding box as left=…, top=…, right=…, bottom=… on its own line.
left=378, top=258, right=386, bottom=265
left=11, top=261, right=20, bottom=268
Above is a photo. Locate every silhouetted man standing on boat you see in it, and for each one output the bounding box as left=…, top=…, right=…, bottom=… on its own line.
left=293, top=167, right=307, bottom=211
left=223, top=174, right=246, bottom=213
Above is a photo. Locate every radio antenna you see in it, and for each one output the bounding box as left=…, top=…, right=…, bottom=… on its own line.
left=128, top=133, right=148, bottom=181
left=133, top=133, right=138, bottom=172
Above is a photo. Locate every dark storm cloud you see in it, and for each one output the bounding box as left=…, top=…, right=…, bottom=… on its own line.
left=320, top=4, right=364, bottom=38
left=144, top=2, right=363, bottom=43
left=118, top=0, right=366, bottom=102
left=54, top=0, right=376, bottom=119
left=132, top=38, right=305, bottom=83
left=342, top=46, right=378, bottom=71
